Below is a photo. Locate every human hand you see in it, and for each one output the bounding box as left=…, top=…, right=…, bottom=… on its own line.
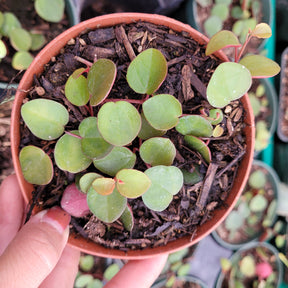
left=0, top=175, right=168, bottom=288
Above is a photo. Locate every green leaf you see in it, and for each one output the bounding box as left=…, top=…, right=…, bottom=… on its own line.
left=138, top=111, right=166, bottom=140
left=10, top=28, right=32, bottom=51
left=87, top=186, right=127, bottom=223
left=143, top=94, right=182, bottom=130
left=184, top=135, right=211, bottom=163
left=87, top=279, right=103, bottom=288
left=175, top=115, right=213, bottom=137
left=92, top=177, right=115, bottom=195
left=0, top=12, right=4, bottom=28
left=239, top=55, right=280, bottom=78
left=30, top=32, right=46, bottom=51
left=225, top=210, right=244, bottom=232
left=93, top=147, right=136, bottom=176
left=211, top=4, right=229, bottom=21
left=79, top=117, right=113, bottom=159
left=54, top=132, right=92, bottom=173
left=248, top=170, right=266, bottom=189
left=143, top=166, right=183, bottom=211
left=252, top=23, right=272, bottom=39
left=207, top=62, right=252, bottom=108
left=19, top=146, right=53, bottom=185
left=74, top=274, right=94, bottom=288
left=204, top=16, right=223, bottom=38
left=35, top=0, right=65, bottom=23
left=206, top=30, right=240, bottom=56
left=87, top=59, right=117, bottom=106
left=79, top=255, right=94, bottom=272
left=65, top=68, right=89, bottom=106
left=12, top=51, right=34, bottom=70
left=177, top=263, right=191, bottom=277
left=140, top=137, right=176, bottom=166
left=249, top=194, right=268, bottom=212
left=1, top=12, right=21, bottom=37
left=79, top=172, right=102, bottom=193
left=0, top=40, right=7, bottom=59
left=120, top=205, right=134, bottom=231
left=116, top=169, right=151, bottom=198
left=127, top=48, right=167, bottom=95
left=208, top=108, right=224, bottom=125
left=240, top=256, right=256, bottom=277
left=180, top=166, right=203, bottom=185
left=21, top=99, right=69, bottom=140
left=103, top=264, right=120, bottom=281
left=97, top=101, right=141, bottom=146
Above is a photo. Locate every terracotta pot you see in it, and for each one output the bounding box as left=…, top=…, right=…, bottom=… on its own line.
left=11, top=13, right=255, bottom=259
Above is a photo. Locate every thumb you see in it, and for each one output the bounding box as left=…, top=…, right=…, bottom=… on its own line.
left=0, top=206, right=70, bottom=288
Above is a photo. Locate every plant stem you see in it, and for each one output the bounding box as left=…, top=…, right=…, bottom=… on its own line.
left=74, top=56, right=93, bottom=67
left=65, top=131, right=82, bottom=139
left=104, top=98, right=146, bottom=104
left=236, top=32, right=253, bottom=62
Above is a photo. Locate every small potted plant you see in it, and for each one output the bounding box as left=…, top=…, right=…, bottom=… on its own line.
left=249, top=78, right=277, bottom=156
left=277, top=47, right=288, bottom=142
left=74, top=254, right=122, bottom=288
left=212, top=159, right=279, bottom=250
left=0, top=0, right=78, bottom=103
left=186, top=0, right=272, bottom=53
left=11, top=14, right=279, bottom=259
left=215, top=241, right=283, bottom=288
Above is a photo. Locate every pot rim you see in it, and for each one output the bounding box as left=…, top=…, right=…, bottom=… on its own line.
left=11, top=12, right=255, bottom=259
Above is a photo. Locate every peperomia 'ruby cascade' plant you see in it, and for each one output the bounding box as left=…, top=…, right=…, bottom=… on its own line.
left=19, top=23, right=279, bottom=229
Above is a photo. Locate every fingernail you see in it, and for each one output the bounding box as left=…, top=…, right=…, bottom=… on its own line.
left=41, top=206, right=71, bottom=234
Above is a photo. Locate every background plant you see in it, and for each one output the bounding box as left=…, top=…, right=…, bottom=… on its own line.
left=0, top=0, right=65, bottom=70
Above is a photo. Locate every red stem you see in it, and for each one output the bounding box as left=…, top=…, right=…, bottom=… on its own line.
left=65, top=131, right=82, bottom=139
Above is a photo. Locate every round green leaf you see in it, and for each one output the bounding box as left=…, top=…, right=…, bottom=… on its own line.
left=140, top=137, right=176, bottom=166
left=143, top=166, right=183, bottom=211
left=30, top=32, right=46, bottom=51
left=87, top=186, right=127, bottom=223
left=175, top=115, right=213, bottom=137
left=19, top=146, right=53, bottom=185
left=97, top=101, right=141, bottom=146
left=35, top=0, right=65, bottom=23
left=104, top=264, right=121, bottom=281
left=12, top=51, right=34, bottom=70
left=92, top=177, right=115, bottom=195
left=252, top=23, right=272, bottom=39
left=74, top=274, right=94, bottom=288
left=79, top=172, right=102, bottom=193
left=204, top=16, right=223, bottom=38
left=127, top=48, right=167, bottom=95
left=184, top=135, right=211, bottom=163
left=248, top=170, right=266, bottom=189
left=240, top=256, right=256, bottom=277
left=211, top=3, right=229, bottom=21
left=138, top=111, right=166, bottom=140
left=1, top=12, right=21, bottom=37
left=116, top=169, right=151, bottom=198
left=181, top=166, right=203, bottom=185
left=65, top=68, right=89, bottom=106
left=0, top=40, right=7, bottom=59
left=54, top=132, right=92, bottom=173
left=239, top=55, right=280, bottom=78
left=87, top=59, right=117, bottom=106
left=225, top=210, right=244, bottom=232
left=249, top=194, right=268, bottom=213
left=206, top=30, right=240, bottom=56
left=93, top=146, right=136, bottom=176
left=79, top=117, right=113, bottom=159
left=79, top=255, right=94, bottom=272
left=143, top=94, right=182, bottom=130
left=207, top=62, right=252, bottom=108
left=21, top=99, right=69, bottom=140
left=10, top=28, right=32, bottom=51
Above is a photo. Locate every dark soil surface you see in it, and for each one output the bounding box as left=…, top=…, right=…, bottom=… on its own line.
left=20, top=21, right=248, bottom=251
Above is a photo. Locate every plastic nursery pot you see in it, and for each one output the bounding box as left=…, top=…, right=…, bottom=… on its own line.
left=215, top=241, right=283, bottom=288
left=252, top=78, right=278, bottom=157
left=11, top=13, right=255, bottom=260
left=277, top=47, right=288, bottom=142
left=212, top=159, right=279, bottom=250
left=0, top=0, right=79, bottom=104
left=152, top=275, right=208, bottom=288
left=185, top=0, right=272, bottom=52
